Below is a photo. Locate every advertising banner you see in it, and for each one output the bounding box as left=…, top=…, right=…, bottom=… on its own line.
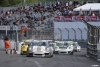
left=74, top=16, right=85, bottom=21
left=61, top=16, right=72, bottom=21
left=86, top=16, right=98, bottom=21
left=54, top=16, right=60, bottom=21
left=54, top=16, right=99, bottom=21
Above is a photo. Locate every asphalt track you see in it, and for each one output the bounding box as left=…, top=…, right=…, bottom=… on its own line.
left=0, top=49, right=100, bottom=67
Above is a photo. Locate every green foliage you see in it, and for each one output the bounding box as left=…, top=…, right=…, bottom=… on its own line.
left=0, top=0, right=10, bottom=6
left=26, top=0, right=38, bottom=3
left=0, top=0, right=21, bottom=7
left=0, top=0, right=98, bottom=7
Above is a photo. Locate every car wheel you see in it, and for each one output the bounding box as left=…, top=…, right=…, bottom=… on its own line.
left=26, top=54, right=30, bottom=57
left=79, top=49, right=81, bottom=52
left=20, top=53, right=23, bottom=55
left=48, top=53, right=53, bottom=58
left=50, top=55, right=53, bottom=57
left=69, top=51, right=73, bottom=55
left=49, top=54, right=53, bottom=58
left=54, top=51, right=58, bottom=54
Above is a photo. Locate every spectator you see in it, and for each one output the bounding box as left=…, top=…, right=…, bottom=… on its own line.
left=4, top=36, right=10, bottom=54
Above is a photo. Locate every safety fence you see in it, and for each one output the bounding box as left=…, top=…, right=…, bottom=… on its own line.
left=54, top=28, right=88, bottom=41
left=0, top=26, right=89, bottom=41
left=0, top=26, right=89, bottom=50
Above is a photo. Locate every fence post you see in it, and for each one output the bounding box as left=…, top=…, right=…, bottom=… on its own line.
left=16, top=26, right=18, bottom=51
left=58, top=28, right=62, bottom=40
left=72, top=28, right=76, bottom=40
left=78, top=28, right=82, bottom=40
left=95, top=26, right=100, bottom=43
left=84, top=28, right=89, bottom=41
left=6, top=26, right=7, bottom=36
left=65, top=28, right=69, bottom=40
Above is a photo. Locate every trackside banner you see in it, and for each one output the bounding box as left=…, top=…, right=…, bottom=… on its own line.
left=54, top=16, right=99, bottom=21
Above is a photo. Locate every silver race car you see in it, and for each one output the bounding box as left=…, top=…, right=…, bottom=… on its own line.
left=73, top=42, right=81, bottom=52
left=53, top=41, right=74, bottom=55
left=26, top=40, right=53, bottom=58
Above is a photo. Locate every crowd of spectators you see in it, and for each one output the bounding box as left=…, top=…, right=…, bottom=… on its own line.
left=0, top=0, right=99, bottom=27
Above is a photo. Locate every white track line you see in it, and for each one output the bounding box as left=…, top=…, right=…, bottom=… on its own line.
left=34, top=61, right=43, bottom=67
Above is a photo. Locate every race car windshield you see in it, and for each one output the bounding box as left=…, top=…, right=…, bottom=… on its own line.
left=56, top=43, right=64, bottom=47
left=24, top=42, right=31, bottom=45
left=31, top=42, right=46, bottom=46
left=73, top=43, right=79, bottom=46
left=64, top=43, right=69, bottom=47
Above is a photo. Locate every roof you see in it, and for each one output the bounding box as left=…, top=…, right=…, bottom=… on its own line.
left=73, top=3, right=100, bottom=11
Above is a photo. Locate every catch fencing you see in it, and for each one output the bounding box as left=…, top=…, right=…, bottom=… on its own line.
left=0, top=25, right=88, bottom=50
left=54, top=28, right=88, bottom=41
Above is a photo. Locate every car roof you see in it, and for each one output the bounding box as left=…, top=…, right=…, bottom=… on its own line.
left=42, top=40, right=53, bottom=41
left=33, top=40, right=48, bottom=42
left=49, top=43, right=56, bottom=44
left=73, top=42, right=78, bottom=43
left=55, top=41, right=60, bottom=42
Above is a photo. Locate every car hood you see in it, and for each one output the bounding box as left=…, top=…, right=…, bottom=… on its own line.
left=32, top=46, right=46, bottom=52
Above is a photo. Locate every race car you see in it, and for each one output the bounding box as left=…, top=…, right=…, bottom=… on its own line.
left=53, top=41, right=74, bottom=55
left=49, top=42, right=57, bottom=53
left=26, top=40, right=53, bottom=58
left=73, top=42, right=81, bottom=52
left=20, top=40, right=32, bottom=55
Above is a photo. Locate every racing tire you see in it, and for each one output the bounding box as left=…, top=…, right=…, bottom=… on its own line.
left=78, top=49, right=81, bottom=52
left=48, top=52, right=53, bottom=58
left=20, top=53, right=24, bottom=55
left=26, top=53, right=31, bottom=57
left=26, top=54, right=29, bottom=57
left=77, top=49, right=80, bottom=52
left=20, top=53, right=22, bottom=55
left=69, top=51, right=73, bottom=55
left=51, top=55, right=53, bottom=57
left=48, top=55, right=53, bottom=58
left=54, top=51, right=58, bottom=54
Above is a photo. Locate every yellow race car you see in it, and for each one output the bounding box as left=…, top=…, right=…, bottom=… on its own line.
left=20, top=40, right=31, bottom=55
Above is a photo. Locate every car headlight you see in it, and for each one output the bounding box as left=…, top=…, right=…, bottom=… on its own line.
left=69, top=47, right=71, bottom=49
left=29, top=47, right=33, bottom=52
left=55, top=47, right=57, bottom=49
left=55, top=47, right=58, bottom=49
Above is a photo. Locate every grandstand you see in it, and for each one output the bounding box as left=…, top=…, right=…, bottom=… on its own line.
left=0, top=1, right=100, bottom=41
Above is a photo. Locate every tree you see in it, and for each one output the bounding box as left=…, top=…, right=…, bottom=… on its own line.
left=0, top=0, right=3, bottom=5
left=2, top=0, right=10, bottom=6
left=0, top=0, right=21, bottom=6
left=8, top=0, right=21, bottom=6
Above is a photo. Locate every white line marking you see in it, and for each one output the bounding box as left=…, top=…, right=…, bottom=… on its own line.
left=34, top=61, right=43, bottom=67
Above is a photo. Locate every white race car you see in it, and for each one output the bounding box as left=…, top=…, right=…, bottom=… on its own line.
left=54, top=41, right=74, bottom=55
left=26, top=40, right=53, bottom=58
left=73, top=42, right=81, bottom=52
